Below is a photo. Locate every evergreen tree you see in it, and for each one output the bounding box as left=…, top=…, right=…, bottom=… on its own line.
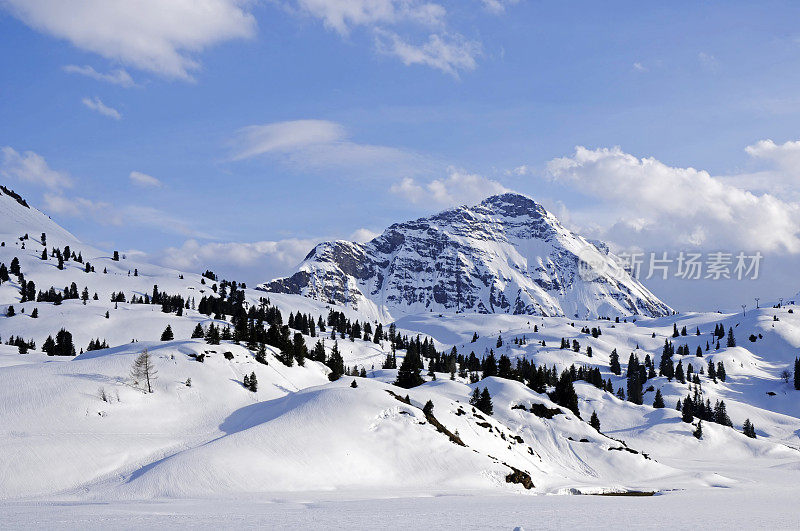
left=589, top=410, right=601, bottom=431
left=327, top=341, right=345, bottom=381
left=205, top=323, right=220, bottom=345
left=30, top=307, right=38, bottom=318
left=716, top=361, right=727, bottom=382
left=693, top=420, right=703, bottom=439
left=742, top=418, right=757, bottom=438
left=659, top=340, right=675, bottom=379
left=394, top=344, right=424, bottom=388
left=714, top=400, right=733, bottom=426
left=681, top=396, right=694, bottom=423
left=160, top=325, right=174, bottom=341
left=469, top=387, right=481, bottom=409
left=795, top=357, right=800, bottom=390
left=626, top=354, right=643, bottom=405
left=350, top=379, right=358, bottom=388
left=5, top=305, right=14, bottom=317
left=482, top=351, right=498, bottom=378
left=478, top=387, right=493, bottom=415
left=609, top=348, right=621, bottom=375
left=727, top=327, right=736, bottom=347
left=191, top=323, right=205, bottom=338
left=653, top=389, right=665, bottom=408
left=675, top=360, right=685, bottom=384
left=552, top=371, right=580, bottom=416
left=248, top=372, right=258, bottom=392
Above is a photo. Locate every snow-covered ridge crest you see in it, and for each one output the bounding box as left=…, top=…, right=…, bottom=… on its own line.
left=260, top=193, right=672, bottom=320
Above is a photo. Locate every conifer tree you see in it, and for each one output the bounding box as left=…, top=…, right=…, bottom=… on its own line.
left=653, top=389, right=665, bottom=408
left=795, top=357, right=800, bottom=390
left=693, top=420, right=703, bottom=439
left=681, top=396, right=694, bottom=423
left=609, top=349, right=621, bottom=375
left=248, top=372, right=258, bottom=392
left=727, top=327, right=736, bottom=347
left=130, top=349, right=157, bottom=393
left=589, top=410, right=601, bottom=431
left=191, top=323, right=205, bottom=338
left=478, top=387, right=493, bottom=415
left=552, top=372, right=580, bottom=416
left=160, top=324, right=174, bottom=341
left=716, top=361, right=727, bottom=382
left=327, top=341, right=345, bottom=381
left=469, top=387, right=481, bottom=409
left=742, top=418, right=757, bottom=438
left=394, top=344, right=424, bottom=388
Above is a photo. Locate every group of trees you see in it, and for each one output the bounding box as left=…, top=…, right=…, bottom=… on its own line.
left=242, top=372, right=258, bottom=392
left=42, top=328, right=76, bottom=356
left=469, top=387, right=493, bottom=415
left=678, top=386, right=733, bottom=428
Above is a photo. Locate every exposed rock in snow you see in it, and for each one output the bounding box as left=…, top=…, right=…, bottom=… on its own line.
left=261, top=193, right=671, bottom=320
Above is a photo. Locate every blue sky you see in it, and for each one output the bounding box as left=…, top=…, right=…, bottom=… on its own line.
left=2, top=1, right=800, bottom=310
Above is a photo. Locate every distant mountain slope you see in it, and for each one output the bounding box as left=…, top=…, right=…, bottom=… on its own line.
left=261, top=193, right=672, bottom=320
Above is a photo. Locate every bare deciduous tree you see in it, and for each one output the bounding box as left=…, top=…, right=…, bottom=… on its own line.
left=131, top=348, right=157, bottom=393
left=780, top=369, right=792, bottom=384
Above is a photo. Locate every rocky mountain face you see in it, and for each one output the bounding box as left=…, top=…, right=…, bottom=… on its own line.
left=260, top=193, right=672, bottom=320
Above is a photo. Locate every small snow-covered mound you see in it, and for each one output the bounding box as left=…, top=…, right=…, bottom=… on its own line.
left=0, top=340, right=329, bottom=499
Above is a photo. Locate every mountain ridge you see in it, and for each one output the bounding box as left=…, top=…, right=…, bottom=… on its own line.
left=261, top=193, right=672, bottom=320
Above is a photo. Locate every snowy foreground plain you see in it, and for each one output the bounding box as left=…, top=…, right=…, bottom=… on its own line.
left=1, top=191, right=800, bottom=528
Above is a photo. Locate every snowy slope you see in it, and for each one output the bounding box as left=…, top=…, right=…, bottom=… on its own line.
left=1, top=186, right=800, bottom=506
left=261, top=193, right=672, bottom=320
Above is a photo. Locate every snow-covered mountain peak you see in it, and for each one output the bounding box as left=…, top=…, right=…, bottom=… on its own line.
left=261, top=193, right=672, bottom=320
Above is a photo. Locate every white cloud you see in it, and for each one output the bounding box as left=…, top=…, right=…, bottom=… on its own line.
left=129, top=171, right=163, bottom=188
left=231, top=120, right=345, bottom=160
left=744, top=138, right=800, bottom=169
left=3, top=0, right=256, bottom=80
left=81, top=96, right=121, bottom=120
left=391, top=168, right=510, bottom=206
left=42, top=193, right=213, bottom=238
left=62, top=64, right=135, bottom=87
left=291, top=0, right=445, bottom=35
left=229, top=119, right=427, bottom=177
left=158, top=227, right=380, bottom=283
left=43, top=193, right=118, bottom=222
left=698, top=51, right=718, bottom=71
left=480, top=0, right=519, bottom=14
left=0, top=146, right=72, bottom=190
left=375, top=30, right=480, bottom=77
left=633, top=62, right=647, bottom=72
left=157, top=237, right=320, bottom=284
left=285, top=0, right=479, bottom=75
left=349, top=227, right=380, bottom=242
left=546, top=146, right=800, bottom=253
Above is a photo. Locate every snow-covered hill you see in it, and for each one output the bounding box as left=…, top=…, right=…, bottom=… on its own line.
left=1, top=186, right=800, bottom=512
left=261, top=193, right=672, bottom=320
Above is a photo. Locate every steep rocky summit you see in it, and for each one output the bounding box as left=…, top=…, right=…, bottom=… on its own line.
left=261, top=193, right=671, bottom=319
